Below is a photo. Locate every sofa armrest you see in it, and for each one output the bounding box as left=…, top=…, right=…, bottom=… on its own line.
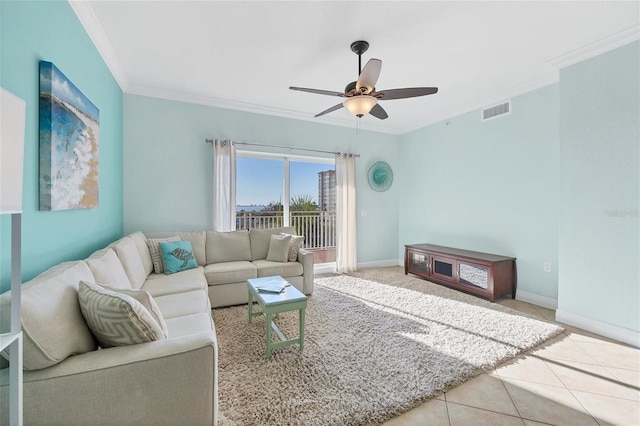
left=1, top=332, right=218, bottom=425
left=297, top=248, right=314, bottom=295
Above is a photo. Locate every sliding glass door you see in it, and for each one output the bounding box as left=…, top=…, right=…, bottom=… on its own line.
left=235, top=152, right=336, bottom=260
left=235, top=156, right=284, bottom=229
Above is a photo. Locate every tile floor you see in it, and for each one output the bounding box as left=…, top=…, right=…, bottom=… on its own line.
left=383, top=297, right=640, bottom=426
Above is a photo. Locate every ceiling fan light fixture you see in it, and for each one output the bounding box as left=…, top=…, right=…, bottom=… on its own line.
left=290, top=41, right=437, bottom=120
left=343, top=95, right=377, bottom=117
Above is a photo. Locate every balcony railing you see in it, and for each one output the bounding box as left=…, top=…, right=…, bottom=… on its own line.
left=236, top=211, right=336, bottom=249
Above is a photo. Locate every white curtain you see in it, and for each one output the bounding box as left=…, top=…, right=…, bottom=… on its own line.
left=335, top=153, right=357, bottom=273
left=212, top=139, right=236, bottom=231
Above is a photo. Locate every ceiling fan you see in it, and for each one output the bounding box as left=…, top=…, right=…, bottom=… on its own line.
left=289, top=40, right=438, bottom=120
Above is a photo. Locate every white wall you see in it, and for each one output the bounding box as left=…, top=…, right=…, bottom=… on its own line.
left=398, top=84, right=560, bottom=302
left=557, top=41, right=639, bottom=344
left=123, top=94, right=400, bottom=264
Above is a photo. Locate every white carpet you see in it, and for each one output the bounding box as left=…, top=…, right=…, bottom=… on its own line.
left=213, top=268, right=563, bottom=425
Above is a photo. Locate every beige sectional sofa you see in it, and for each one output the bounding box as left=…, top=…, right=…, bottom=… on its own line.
left=0, top=226, right=313, bottom=425
left=147, top=226, right=314, bottom=308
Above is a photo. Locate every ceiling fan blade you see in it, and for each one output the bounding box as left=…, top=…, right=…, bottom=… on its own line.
left=369, top=104, right=388, bottom=120
left=314, top=103, right=344, bottom=117
left=373, top=87, right=438, bottom=100
left=289, top=86, right=345, bottom=97
left=356, top=58, right=382, bottom=94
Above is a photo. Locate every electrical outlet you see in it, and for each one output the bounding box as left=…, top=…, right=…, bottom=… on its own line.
left=543, top=262, right=552, bottom=272
left=361, top=210, right=367, bottom=217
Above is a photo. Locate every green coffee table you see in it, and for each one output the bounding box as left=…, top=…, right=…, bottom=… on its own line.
left=247, top=276, right=308, bottom=360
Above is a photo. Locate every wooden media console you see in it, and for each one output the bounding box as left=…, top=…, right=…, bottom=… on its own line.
left=404, top=244, right=516, bottom=302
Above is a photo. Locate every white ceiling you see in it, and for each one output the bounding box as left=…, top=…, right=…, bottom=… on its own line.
left=72, top=1, right=639, bottom=134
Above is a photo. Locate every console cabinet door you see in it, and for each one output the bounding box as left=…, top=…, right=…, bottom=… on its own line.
left=407, top=250, right=430, bottom=276
left=430, top=255, right=457, bottom=284
left=458, top=261, right=491, bottom=291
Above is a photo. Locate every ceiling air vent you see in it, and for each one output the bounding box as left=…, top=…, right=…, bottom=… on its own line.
left=482, top=100, right=511, bottom=121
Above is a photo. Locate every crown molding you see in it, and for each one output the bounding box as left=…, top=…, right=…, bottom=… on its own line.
left=68, top=1, right=129, bottom=91
left=402, top=71, right=560, bottom=133
left=71, top=0, right=637, bottom=136
left=402, top=25, right=639, bottom=133
left=548, top=24, right=640, bottom=69
left=126, top=84, right=404, bottom=135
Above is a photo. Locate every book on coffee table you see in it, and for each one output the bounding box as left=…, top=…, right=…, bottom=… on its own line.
left=256, top=280, right=290, bottom=294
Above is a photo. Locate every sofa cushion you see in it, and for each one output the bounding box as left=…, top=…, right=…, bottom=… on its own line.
left=146, top=231, right=207, bottom=266
left=0, top=261, right=98, bottom=370
left=206, top=230, right=252, bottom=263
left=79, top=281, right=167, bottom=348
left=111, top=236, right=148, bottom=289
left=142, top=266, right=207, bottom=297
left=266, top=234, right=291, bottom=262
left=146, top=236, right=180, bottom=274
left=164, top=313, right=215, bottom=338
left=249, top=226, right=296, bottom=260
left=153, top=290, right=211, bottom=319
left=204, top=261, right=257, bottom=286
left=160, top=240, right=198, bottom=274
left=253, top=259, right=304, bottom=278
left=128, top=231, right=154, bottom=276
left=282, top=233, right=305, bottom=262
left=86, top=248, right=132, bottom=289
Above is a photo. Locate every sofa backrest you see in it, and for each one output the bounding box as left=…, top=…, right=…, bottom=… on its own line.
left=206, top=230, right=252, bottom=264
left=145, top=231, right=207, bottom=266
left=128, top=231, right=154, bottom=275
left=109, top=236, right=149, bottom=290
left=0, top=261, right=97, bottom=370
left=249, top=226, right=296, bottom=260
left=86, top=248, right=132, bottom=290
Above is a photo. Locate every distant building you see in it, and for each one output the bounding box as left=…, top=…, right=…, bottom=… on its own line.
left=318, top=170, right=336, bottom=211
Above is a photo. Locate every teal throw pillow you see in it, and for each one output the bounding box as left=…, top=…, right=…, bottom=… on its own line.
left=160, top=240, right=197, bottom=274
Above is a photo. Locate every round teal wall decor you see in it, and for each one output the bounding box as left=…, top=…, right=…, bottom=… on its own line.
left=368, top=161, right=394, bottom=192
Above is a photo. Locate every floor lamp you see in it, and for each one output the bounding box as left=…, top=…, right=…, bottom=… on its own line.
left=1, top=87, right=26, bottom=426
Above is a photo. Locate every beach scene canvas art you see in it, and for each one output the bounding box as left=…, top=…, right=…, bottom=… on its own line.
left=39, top=61, right=99, bottom=211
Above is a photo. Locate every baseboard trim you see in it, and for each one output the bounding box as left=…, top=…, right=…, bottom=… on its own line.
left=358, top=259, right=402, bottom=269
left=556, top=309, right=640, bottom=348
left=314, top=259, right=401, bottom=275
left=314, top=263, right=337, bottom=275
left=516, top=290, right=558, bottom=310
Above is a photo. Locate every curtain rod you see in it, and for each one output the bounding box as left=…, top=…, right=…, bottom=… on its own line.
left=205, top=139, right=359, bottom=157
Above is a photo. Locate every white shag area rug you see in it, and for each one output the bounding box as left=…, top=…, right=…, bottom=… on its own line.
left=213, top=268, right=563, bottom=425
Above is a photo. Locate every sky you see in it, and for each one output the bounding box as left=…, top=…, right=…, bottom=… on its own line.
left=236, top=157, right=334, bottom=206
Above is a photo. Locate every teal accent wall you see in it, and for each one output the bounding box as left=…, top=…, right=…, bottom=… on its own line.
left=398, top=85, right=560, bottom=300
left=558, top=41, right=639, bottom=331
left=0, top=1, right=123, bottom=292
left=123, top=95, right=399, bottom=263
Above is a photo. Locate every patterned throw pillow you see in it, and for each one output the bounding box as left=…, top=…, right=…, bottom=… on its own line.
left=146, top=236, right=180, bottom=274
left=105, top=286, right=168, bottom=338
left=78, top=281, right=167, bottom=348
left=280, top=233, right=305, bottom=262
left=266, top=234, right=291, bottom=262
left=160, top=240, right=198, bottom=274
